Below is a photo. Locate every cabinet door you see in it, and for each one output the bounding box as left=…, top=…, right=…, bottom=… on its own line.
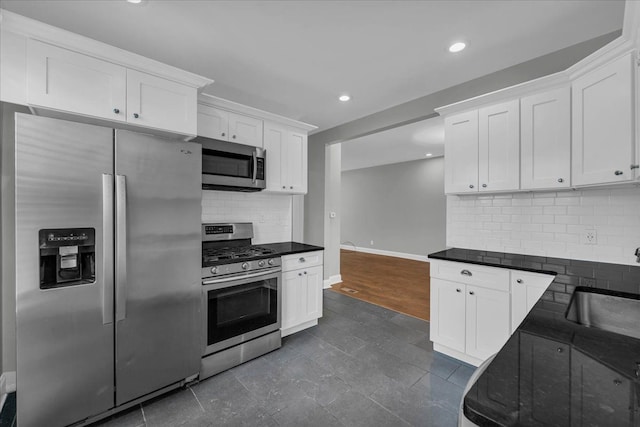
left=198, top=104, right=229, bottom=140
left=465, top=285, right=510, bottom=360
left=127, top=70, right=197, bottom=135
left=263, top=123, right=286, bottom=191
left=571, top=349, right=634, bottom=426
left=430, top=278, right=466, bottom=352
left=27, top=39, right=126, bottom=122
left=519, top=333, right=571, bottom=426
left=444, top=110, right=479, bottom=193
left=228, top=112, right=263, bottom=147
left=304, top=265, right=323, bottom=321
left=478, top=100, right=520, bottom=192
left=521, top=87, right=571, bottom=189
left=572, top=53, right=634, bottom=186
left=282, top=271, right=304, bottom=330
left=285, top=130, right=308, bottom=194
left=510, top=272, right=553, bottom=332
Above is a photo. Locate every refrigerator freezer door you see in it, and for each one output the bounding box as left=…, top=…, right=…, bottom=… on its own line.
left=15, top=114, right=115, bottom=427
left=114, top=130, right=202, bottom=405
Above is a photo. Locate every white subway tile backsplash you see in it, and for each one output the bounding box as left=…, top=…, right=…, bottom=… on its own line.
left=446, top=186, right=640, bottom=265
left=202, top=191, right=293, bottom=244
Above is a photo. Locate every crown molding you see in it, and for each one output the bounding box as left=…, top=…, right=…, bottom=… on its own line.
left=199, top=94, right=317, bottom=132
left=0, top=8, right=213, bottom=89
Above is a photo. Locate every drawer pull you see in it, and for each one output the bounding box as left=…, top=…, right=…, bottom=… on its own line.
left=299, top=257, right=306, bottom=263
left=304, top=271, right=307, bottom=275
left=614, top=379, right=622, bottom=386
left=516, top=279, right=523, bottom=284
left=469, top=291, right=475, bottom=295
left=460, top=269, right=472, bottom=276
left=557, top=347, right=563, bottom=353
left=456, top=288, right=461, bottom=293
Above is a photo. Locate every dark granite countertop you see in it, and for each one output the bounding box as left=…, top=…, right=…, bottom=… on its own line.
left=261, top=242, right=324, bottom=257
left=428, top=248, right=640, bottom=426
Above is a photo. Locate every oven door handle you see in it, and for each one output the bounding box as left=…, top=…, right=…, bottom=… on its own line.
left=203, top=269, right=281, bottom=286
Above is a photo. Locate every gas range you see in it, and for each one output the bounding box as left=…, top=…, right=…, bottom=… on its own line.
left=201, top=223, right=281, bottom=279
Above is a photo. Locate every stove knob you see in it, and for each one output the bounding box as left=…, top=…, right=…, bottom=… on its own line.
left=210, top=266, right=218, bottom=274
left=258, top=260, right=266, bottom=267
left=242, top=262, right=249, bottom=270
left=268, top=259, right=275, bottom=266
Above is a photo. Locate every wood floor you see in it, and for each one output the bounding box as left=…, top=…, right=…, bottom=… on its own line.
left=331, top=250, right=430, bottom=321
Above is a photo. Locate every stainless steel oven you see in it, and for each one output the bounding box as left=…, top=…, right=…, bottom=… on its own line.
left=202, top=267, right=281, bottom=356
left=199, top=223, right=282, bottom=379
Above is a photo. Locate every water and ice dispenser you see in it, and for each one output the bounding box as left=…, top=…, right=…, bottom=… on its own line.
left=39, top=228, right=96, bottom=289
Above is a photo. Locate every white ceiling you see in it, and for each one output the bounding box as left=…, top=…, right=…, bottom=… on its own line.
left=341, top=118, right=444, bottom=171
left=0, top=0, right=625, bottom=133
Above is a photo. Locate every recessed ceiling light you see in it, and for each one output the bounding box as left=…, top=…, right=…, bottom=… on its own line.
left=425, top=153, right=433, bottom=157
left=127, top=0, right=143, bottom=4
left=339, top=95, right=351, bottom=102
left=448, top=42, right=466, bottom=53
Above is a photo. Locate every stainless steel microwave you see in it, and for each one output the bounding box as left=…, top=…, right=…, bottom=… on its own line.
left=194, top=137, right=266, bottom=192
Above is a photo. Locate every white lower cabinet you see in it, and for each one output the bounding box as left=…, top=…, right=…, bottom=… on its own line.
left=281, top=251, right=323, bottom=337
left=430, top=260, right=553, bottom=366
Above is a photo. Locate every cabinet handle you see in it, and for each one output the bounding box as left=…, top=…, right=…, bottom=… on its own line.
left=460, top=269, right=472, bottom=276
left=456, top=288, right=461, bottom=293
left=221, top=132, right=226, bottom=137
left=516, top=279, right=523, bottom=284
left=631, top=164, right=639, bottom=170
left=469, top=184, right=474, bottom=189
left=290, top=186, right=293, bottom=189
left=557, top=178, right=564, bottom=183
left=299, top=257, right=306, bottom=263
left=113, top=108, right=120, bottom=114
left=614, top=170, right=623, bottom=175
left=282, top=186, right=286, bottom=189
left=232, top=135, right=237, bottom=139
left=133, top=113, right=139, bottom=119
left=482, top=184, right=487, bottom=188
left=469, top=291, right=475, bottom=295
left=557, top=347, right=563, bottom=353
left=298, top=273, right=302, bottom=276
left=304, top=271, right=307, bottom=275
left=614, top=379, right=622, bottom=386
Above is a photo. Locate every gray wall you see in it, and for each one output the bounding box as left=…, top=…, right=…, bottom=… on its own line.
left=1, top=102, right=31, bottom=376
left=341, top=157, right=446, bottom=257
left=324, top=144, right=341, bottom=281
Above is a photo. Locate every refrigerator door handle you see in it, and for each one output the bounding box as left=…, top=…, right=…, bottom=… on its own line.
left=115, top=174, right=127, bottom=322
left=102, top=174, right=115, bottom=325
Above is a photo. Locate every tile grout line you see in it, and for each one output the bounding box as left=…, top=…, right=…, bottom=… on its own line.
left=189, top=387, right=206, bottom=413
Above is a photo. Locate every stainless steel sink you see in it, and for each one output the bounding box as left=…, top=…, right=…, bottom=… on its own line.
left=565, top=287, right=640, bottom=340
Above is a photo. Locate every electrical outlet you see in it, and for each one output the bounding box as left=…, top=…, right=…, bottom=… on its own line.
left=370, top=240, right=374, bottom=246
left=580, top=228, right=597, bottom=245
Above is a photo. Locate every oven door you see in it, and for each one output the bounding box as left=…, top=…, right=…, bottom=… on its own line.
left=202, top=268, right=281, bottom=356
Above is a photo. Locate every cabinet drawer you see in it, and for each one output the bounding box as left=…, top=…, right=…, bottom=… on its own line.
left=282, top=251, right=323, bottom=272
left=511, top=270, right=554, bottom=290
left=430, top=260, right=509, bottom=292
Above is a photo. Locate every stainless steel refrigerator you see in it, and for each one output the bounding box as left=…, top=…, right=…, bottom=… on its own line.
left=14, top=113, right=202, bottom=427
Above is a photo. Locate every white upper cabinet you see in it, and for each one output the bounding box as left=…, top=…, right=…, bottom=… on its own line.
left=227, top=112, right=263, bottom=147
left=26, top=39, right=200, bottom=136
left=198, top=104, right=229, bottom=140
left=27, top=40, right=127, bottom=122
left=478, top=100, right=520, bottom=192
left=572, top=53, right=635, bottom=186
left=444, top=110, right=479, bottom=194
left=263, top=122, right=308, bottom=194
left=520, top=87, right=571, bottom=190
left=197, top=105, right=263, bottom=148
left=127, top=69, right=197, bottom=136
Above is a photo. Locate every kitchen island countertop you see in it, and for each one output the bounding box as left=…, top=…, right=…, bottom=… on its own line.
left=428, top=247, right=640, bottom=426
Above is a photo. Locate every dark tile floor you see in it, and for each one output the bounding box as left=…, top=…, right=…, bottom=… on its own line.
left=90, top=290, right=475, bottom=426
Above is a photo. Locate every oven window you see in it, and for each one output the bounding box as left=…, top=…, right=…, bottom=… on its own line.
left=202, top=149, right=252, bottom=178
left=207, top=278, right=278, bottom=346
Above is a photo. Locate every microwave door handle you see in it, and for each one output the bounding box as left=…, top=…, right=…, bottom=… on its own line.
left=252, top=151, right=257, bottom=183
left=115, top=174, right=127, bottom=322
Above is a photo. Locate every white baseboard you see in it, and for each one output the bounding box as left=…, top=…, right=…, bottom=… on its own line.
left=323, top=274, right=342, bottom=289
left=0, top=373, right=6, bottom=413
left=340, top=245, right=429, bottom=262
left=0, top=371, right=14, bottom=414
